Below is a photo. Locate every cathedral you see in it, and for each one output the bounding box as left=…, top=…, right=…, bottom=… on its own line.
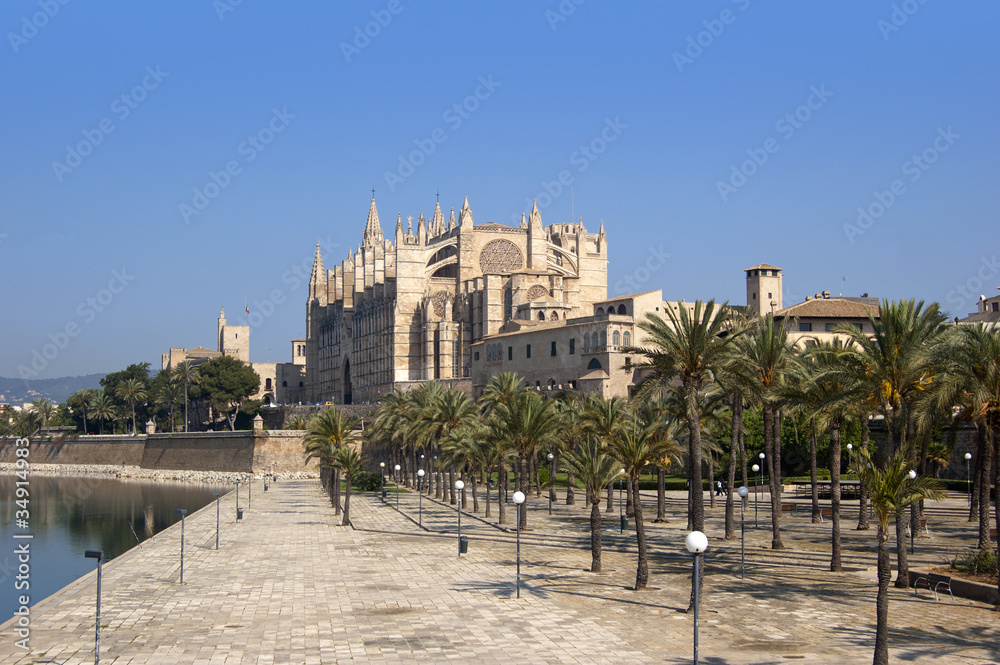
left=304, top=196, right=609, bottom=403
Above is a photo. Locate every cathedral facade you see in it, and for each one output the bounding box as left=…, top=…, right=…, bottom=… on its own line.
left=304, top=196, right=608, bottom=403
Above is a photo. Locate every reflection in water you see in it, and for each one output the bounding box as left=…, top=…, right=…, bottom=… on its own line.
left=0, top=474, right=230, bottom=622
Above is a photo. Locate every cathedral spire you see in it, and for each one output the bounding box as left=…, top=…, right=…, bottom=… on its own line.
left=458, top=196, right=473, bottom=229
left=529, top=198, right=542, bottom=228
left=308, top=241, right=325, bottom=302
left=431, top=200, right=446, bottom=237
left=520, top=212, right=527, bottom=229
left=363, top=195, right=383, bottom=247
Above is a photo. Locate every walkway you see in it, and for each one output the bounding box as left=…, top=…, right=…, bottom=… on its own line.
left=1, top=480, right=997, bottom=664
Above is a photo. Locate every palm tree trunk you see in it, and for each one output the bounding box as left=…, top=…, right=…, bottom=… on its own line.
left=687, top=389, right=705, bottom=532
left=632, top=478, right=648, bottom=590
left=725, top=398, right=741, bottom=538
left=810, top=426, right=820, bottom=523
left=448, top=468, right=456, bottom=504
left=497, top=458, right=507, bottom=524
left=532, top=453, right=541, bottom=498
left=485, top=467, right=492, bottom=518
left=549, top=453, right=558, bottom=504
left=566, top=469, right=576, bottom=505
left=992, top=427, right=999, bottom=610
left=874, top=526, right=891, bottom=665
left=183, top=383, right=189, bottom=433
left=589, top=499, right=603, bottom=572
left=858, top=418, right=871, bottom=530
left=765, top=404, right=784, bottom=549
left=341, top=479, right=352, bottom=526
left=471, top=471, right=479, bottom=513
left=333, top=469, right=342, bottom=515
left=830, top=420, right=842, bottom=572
left=978, top=428, right=994, bottom=550
left=655, top=468, right=667, bottom=523
left=707, top=450, right=715, bottom=511
left=519, top=455, right=529, bottom=531
left=970, top=425, right=983, bottom=522
left=606, top=480, right=614, bottom=512
left=894, top=510, right=909, bottom=587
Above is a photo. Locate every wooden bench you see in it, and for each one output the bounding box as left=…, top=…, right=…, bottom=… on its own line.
left=781, top=503, right=797, bottom=515
left=913, top=573, right=953, bottom=601
left=907, top=518, right=930, bottom=537
left=991, top=527, right=997, bottom=539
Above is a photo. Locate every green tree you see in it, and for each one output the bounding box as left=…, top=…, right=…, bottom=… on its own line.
left=156, top=380, right=184, bottom=432
left=849, top=448, right=943, bottom=665
left=65, top=389, right=99, bottom=434
left=172, top=361, right=199, bottom=432
left=101, top=363, right=152, bottom=427
left=561, top=440, right=623, bottom=572
left=194, top=356, right=260, bottom=431
left=496, top=389, right=561, bottom=530
left=115, top=378, right=147, bottom=435
left=91, top=391, right=113, bottom=435
left=332, top=445, right=364, bottom=526
left=30, top=398, right=55, bottom=431
left=304, top=408, right=360, bottom=510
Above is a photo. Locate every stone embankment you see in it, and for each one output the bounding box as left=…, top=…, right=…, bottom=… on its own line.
left=0, top=462, right=318, bottom=484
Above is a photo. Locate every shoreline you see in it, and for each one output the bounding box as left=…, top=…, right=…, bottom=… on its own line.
left=0, top=462, right=319, bottom=484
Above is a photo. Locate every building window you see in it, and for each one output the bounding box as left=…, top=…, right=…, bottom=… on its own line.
left=475, top=351, right=480, bottom=361
left=767, top=293, right=772, bottom=299
left=282, top=381, right=287, bottom=387
left=617, top=304, right=626, bottom=315
left=993, top=302, right=998, bottom=312
left=596, top=307, right=604, bottom=316
left=612, top=331, right=620, bottom=346
left=584, top=332, right=590, bottom=348
left=551, top=341, right=557, bottom=356
left=625, top=357, right=632, bottom=369
left=855, top=323, right=863, bottom=331
left=587, top=358, right=602, bottom=370
left=538, top=311, right=546, bottom=321
left=299, top=381, right=304, bottom=387
left=265, top=378, right=272, bottom=391
left=569, top=338, right=575, bottom=354
left=508, top=346, right=512, bottom=361
left=799, top=322, right=812, bottom=332
left=623, top=331, right=631, bottom=346
left=825, top=323, right=835, bottom=332
left=600, top=331, right=607, bottom=346
left=526, top=344, right=531, bottom=359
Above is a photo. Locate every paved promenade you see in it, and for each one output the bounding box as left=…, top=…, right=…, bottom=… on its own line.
left=2, top=479, right=998, bottom=664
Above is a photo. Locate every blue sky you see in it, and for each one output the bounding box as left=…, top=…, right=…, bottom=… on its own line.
left=2, top=1, right=998, bottom=381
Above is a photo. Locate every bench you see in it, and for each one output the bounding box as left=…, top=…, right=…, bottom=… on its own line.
left=991, top=527, right=997, bottom=539
left=906, top=518, right=930, bottom=537
left=781, top=503, right=797, bottom=514
left=913, top=573, right=953, bottom=601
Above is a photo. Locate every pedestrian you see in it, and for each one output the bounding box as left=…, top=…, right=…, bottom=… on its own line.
left=715, top=480, right=723, bottom=496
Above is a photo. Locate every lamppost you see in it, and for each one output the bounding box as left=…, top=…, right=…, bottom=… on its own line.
left=513, top=490, right=525, bottom=598
left=455, top=480, right=465, bottom=556
left=965, top=452, right=972, bottom=506
left=759, top=452, right=765, bottom=485
left=247, top=474, right=251, bottom=510
left=547, top=452, right=555, bottom=515
left=685, top=531, right=708, bottom=665
left=235, top=480, right=241, bottom=521
left=175, top=508, right=187, bottom=584
left=908, top=469, right=917, bottom=554
left=751, top=464, right=760, bottom=528
left=84, top=550, right=103, bottom=665
left=379, top=462, right=386, bottom=500
left=211, top=492, right=220, bottom=550
left=619, top=468, right=627, bottom=532
left=394, top=464, right=401, bottom=511
left=417, top=469, right=425, bottom=527
left=737, top=486, right=748, bottom=578
left=420, top=454, right=425, bottom=493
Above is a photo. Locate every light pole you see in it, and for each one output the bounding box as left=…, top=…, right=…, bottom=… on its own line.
left=618, top=468, right=626, bottom=532
left=417, top=469, right=425, bottom=527
left=84, top=550, right=103, bottom=665
left=420, top=454, right=425, bottom=493
left=758, top=452, right=765, bottom=487
left=737, top=486, right=748, bottom=578
left=235, top=480, right=241, bottom=521
left=248, top=474, right=251, bottom=510
left=547, top=452, right=555, bottom=515
left=394, top=464, right=401, bottom=511
left=211, top=492, right=220, bottom=550
left=514, top=490, right=525, bottom=598
left=908, top=469, right=917, bottom=554
left=685, top=531, right=708, bottom=665
left=965, top=452, right=972, bottom=506
left=379, top=462, right=386, bottom=500
left=456, top=480, right=465, bottom=556
left=175, top=508, right=187, bottom=584
left=751, top=464, right=760, bottom=528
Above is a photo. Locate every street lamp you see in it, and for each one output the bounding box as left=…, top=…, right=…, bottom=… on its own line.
left=394, top=464, right=401, bottom=511
left=84, top=550, right=103, bottom=665
left=211, top=492, right=220, bottom=550
left=965, top=453, right=972, bottom=506
left=417, top=469, right=425, bottom=527
left=379, top=462, right=386, bottom=500
left=751, top=464, right=760, bottom=528
left=175, top=508, right=187, bottom=584
left=248, top=474, right=251, bottom=510
left=513, top=490, right=526, bottom=598
left=908, top=469, right=917, bottom=554
left=455, top=480, right=465, bottom=556
left=547, top=452, right=555, bottom=515
left=685, top=531, right=709, bottom=665
left=235, top=480, right=240, bottom=520
left=619, top=468, right=627, bottom=532
left=737, top=486, right=748, bottom=578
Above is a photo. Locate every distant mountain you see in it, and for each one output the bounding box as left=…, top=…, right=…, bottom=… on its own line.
left=0, top=374, right=106, bottom=406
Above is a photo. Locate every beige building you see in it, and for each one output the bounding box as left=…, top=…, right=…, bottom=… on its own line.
left=958, top=288, right=1000, bottom=325
left=304, top=196, right=609, bottom=403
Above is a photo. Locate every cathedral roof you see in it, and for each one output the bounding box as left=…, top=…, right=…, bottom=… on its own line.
left=363, top=197, right=383, bottom=247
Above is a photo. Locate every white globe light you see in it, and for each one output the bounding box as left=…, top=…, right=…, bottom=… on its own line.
left=908, top=470, right=917, bottom=479
left=759, top=453, right=765, bottom=460
left=737, top=486, right=749, bottom=498
left=752, top=464, right=760, bottom=473
left=394, top=465, right=400, bottom=471
left=547, top=453, right=554, bottom=460
left=513, top=491, right=525, bottom=504
left=847, top=443, right=853, bottom=451
left=965, top=453, right=972, bottom=460
left=455, top=480, right=465, bottom=490
left=380, top=462, right=385, bottom=468
left=417, top=469, right=424, bottom=477
left=685, top=531, right=708, bottom=554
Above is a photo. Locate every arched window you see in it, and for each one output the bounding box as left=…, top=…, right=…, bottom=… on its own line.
left=600, top=331, right=607, bottom=347
left=612, top=331, right=620, bottom=346
left=596, top=307, right=605, bottom=316
left=617, top=304, right=627, bottom=315
left=538, top=311, right=546, bottom=321
left=265, top=378, right=272, bottom=391
left=588, top=358, right=603, bottom=370
left=584, top=332, right=591, bottom=347
left=550, top=311, right=559, bottom=321
left=282, top=380, right=288, bottom=387
left=623, top=331, right=631, bottom=346
left=299, top=381, right=304, bottom=388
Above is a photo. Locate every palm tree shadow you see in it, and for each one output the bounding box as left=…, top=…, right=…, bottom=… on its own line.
left=451, top=580, right=552, bottom=599
left=886, top=624, right=1000, bottom=661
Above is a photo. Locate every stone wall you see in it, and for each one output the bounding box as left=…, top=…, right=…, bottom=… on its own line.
left=0, top=435, right=145, bottom=465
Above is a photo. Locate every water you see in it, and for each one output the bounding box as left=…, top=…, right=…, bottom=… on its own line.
left=0, top=474, right=231, bottom=622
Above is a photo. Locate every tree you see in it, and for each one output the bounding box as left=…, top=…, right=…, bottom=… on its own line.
left=91, top=391, right=113, bottom=435
left=115, top=378, right=147, bottom=435
left=332, top=446, right=364, bottom=526
left=101, top=363, right=152, bottom=428
left=172, top=361, right=199, bottom=432
left=849, top=447, right=943, bottom=665
left=562, top=440, right=623, bottom=572
left=30, top=398, right=55, bottom=431
left=156, top=380, right=184, bottom=432
left=480, top=373, right=529, bottom=524
left=304, top=408, right=360, bottom=510
left=194, top=356, right=260, bottom=431
left=581, top=395, right=631, bottom=513
left=65, top=389, right=98, bottom=434
left=426, top=388, right=477, bottom=505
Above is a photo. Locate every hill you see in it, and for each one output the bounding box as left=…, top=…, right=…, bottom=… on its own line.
left=0, top=374, right=106, bottom=406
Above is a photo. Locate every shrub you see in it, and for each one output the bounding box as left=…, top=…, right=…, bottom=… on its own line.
left=951, top=547, right=999, bottom=577
left=351, top=470, right=383, bottom=492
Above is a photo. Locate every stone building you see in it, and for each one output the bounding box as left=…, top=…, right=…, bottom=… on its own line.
left=304, top=196, right=609, bottom=403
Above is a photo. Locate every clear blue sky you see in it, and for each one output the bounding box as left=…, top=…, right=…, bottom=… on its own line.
left=2, top=1, right=998, bottom=381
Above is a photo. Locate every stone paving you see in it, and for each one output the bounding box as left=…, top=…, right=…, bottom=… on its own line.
left=1, top=479, right=998, bottom=664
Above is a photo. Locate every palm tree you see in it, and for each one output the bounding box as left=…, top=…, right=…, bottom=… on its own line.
left=91, top=391, right=113, bottom=435
left=30, top=398, right=55, bottom=431
left=156, top=381, right=184, bottom=432
left=14, top=410, right=40, bottom=436
left=480, top=373, right=529, bottom=523
left=562, top=440, right=623, bottom=572
left=304, top=408, right=360, bottom=511
left=838, top=299, right=947, bottom=586
left=172, top=361, right=199, bottom=432
left=284, top=415, right=308, bottom=430
left=581, top=394, right=632, bottom=512
left=332, top=446, right=364, bottom=526
left=116, top=378, right=147, bottom=435
left=849, top=447, right=943, bottom=665
left=633, top=395, right=684, bottom=524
